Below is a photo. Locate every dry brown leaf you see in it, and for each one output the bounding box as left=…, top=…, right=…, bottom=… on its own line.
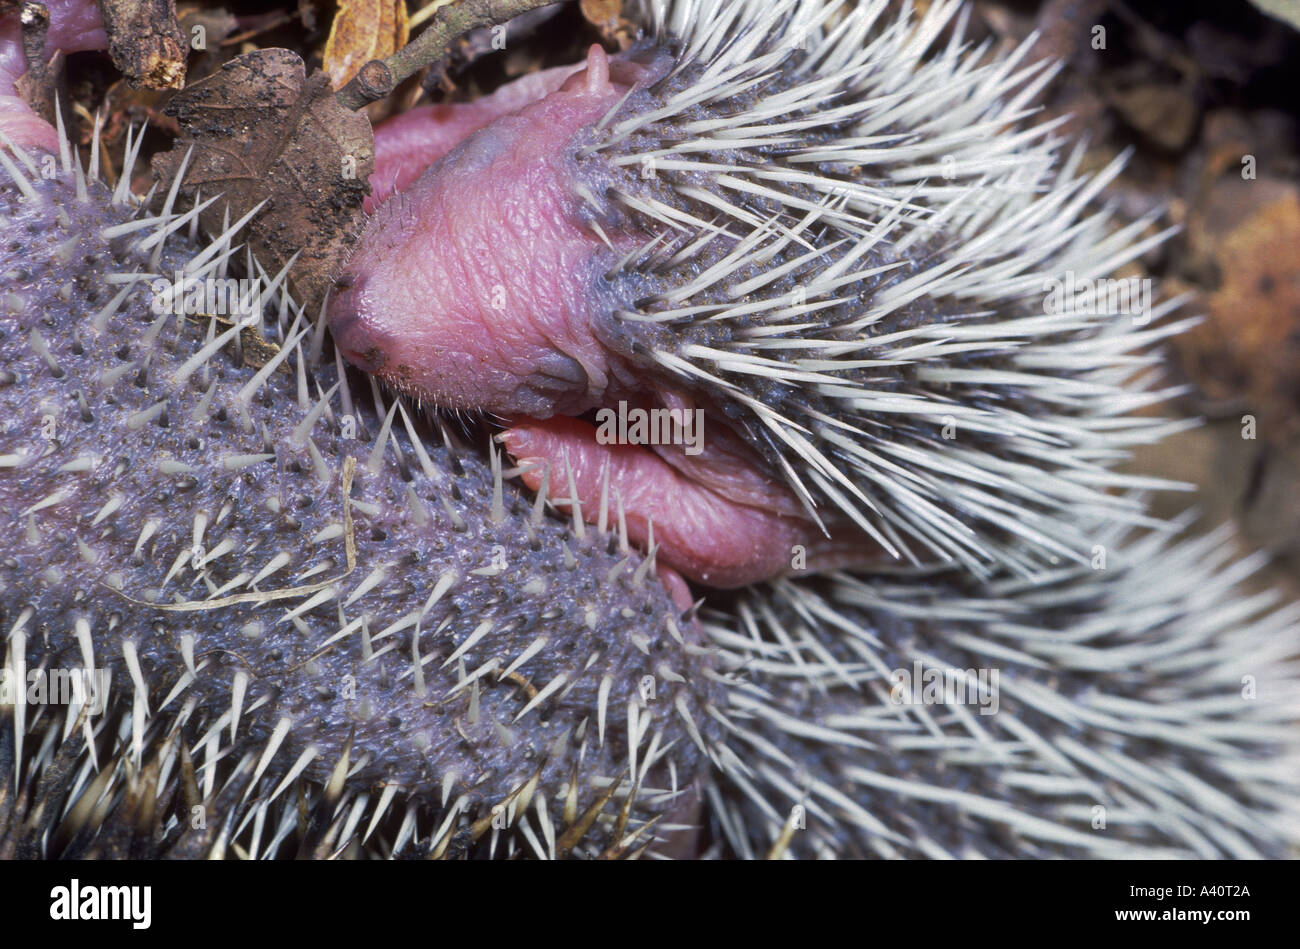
left=324, top=0, right=411, bottom=90
left=154, top=48, right=376, bottom=314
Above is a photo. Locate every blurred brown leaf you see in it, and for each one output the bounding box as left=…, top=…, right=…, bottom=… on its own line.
left=324, top=0, right=410, bottom=89
left=579, top=0, right=622, bottom=29
left=1109, top=83, right=1198, bottom=151
left=1175, top=185, right=1300, bottom=436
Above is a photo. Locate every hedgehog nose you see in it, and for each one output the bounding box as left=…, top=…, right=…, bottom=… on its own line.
left=328, top=275, right=388, bottom=373
left=337, top=334, right=387, bottom=373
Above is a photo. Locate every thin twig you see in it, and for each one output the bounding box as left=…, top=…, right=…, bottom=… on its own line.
left=98, top=0, right=187, bottom=89
left=18, top=2, right=49, bottom=77
left=336, top=0, right=558, bottom=110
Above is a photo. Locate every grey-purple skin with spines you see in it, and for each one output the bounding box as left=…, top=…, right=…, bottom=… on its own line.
left=0, top=0, right=1298, bottom=860
left=706, top=523, right=1300, bottom=858
left=0, top=138, right=721, bottom=858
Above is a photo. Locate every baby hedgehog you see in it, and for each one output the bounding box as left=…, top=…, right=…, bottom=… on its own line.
left=0, top=0, right=1296, bottom=859
left=331, top=0, right=1190, bottom=589
left=326, top=0, right=1300, bottom=856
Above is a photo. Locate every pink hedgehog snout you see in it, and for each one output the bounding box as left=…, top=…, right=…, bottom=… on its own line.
left=329, top=44, right=888, bottom=589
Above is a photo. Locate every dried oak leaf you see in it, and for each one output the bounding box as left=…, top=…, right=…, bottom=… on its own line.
left=154, top=48, right=375, bottom=314
left=323, top=0, right=410, bottom=90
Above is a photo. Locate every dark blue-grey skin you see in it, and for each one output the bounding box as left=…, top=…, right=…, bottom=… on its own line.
left=0, top=157, right=723, bottom=858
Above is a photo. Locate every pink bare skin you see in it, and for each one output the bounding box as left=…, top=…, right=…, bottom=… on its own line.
left=333, top=44, right=877, bottom=588
left=366, top=61, right=585, bottom=211
left=334, top=46, right=652, bottom=416
left=0, top=0, right=106, bottom=151
left=503, top=416, right=847, bottom=588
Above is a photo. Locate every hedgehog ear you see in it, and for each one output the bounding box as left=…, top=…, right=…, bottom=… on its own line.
left=564, top=43, right=651, bottom=97
left=578, top=43, right=612, bottom=97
